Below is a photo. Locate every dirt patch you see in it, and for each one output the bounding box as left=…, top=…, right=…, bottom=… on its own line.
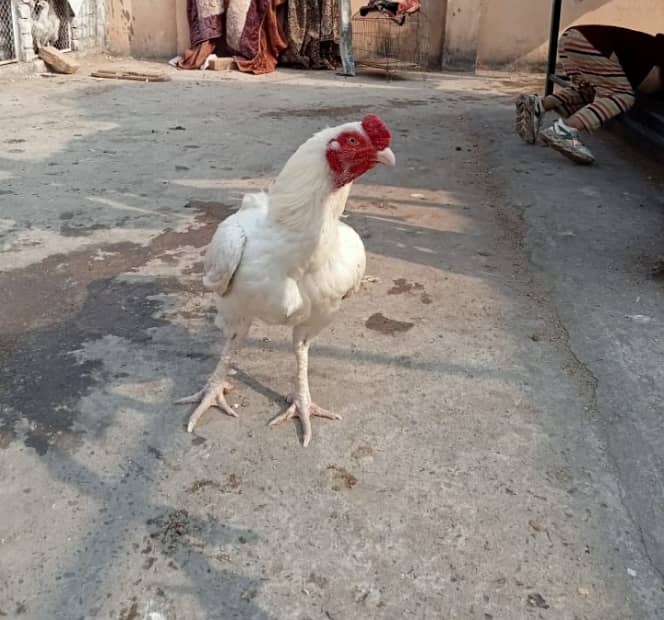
left=187, top=474, right=242, bottom=495
left=143, top=508, right=256, bottom=561
left=264, top=105, right=367, bottom=120
left=349, top=200, right=398, bottom=212
left=351, top=445, right=374, bottom=460
left=146, top=509, right=192, bottom=556
left=59, top=222, right=114, bottom=237
left=307, top=572, right=329, bottom=589
left=265, top=99, right=426, bottom=121
left=119, top=601, right=139, bottom=620
left=0, top=431, right=13, bottom=449
left=182, top=260, right=204, bottom=276
left=365, top=312, right=414, bottom=335
left=651, top=256, right=664, bottom=278
left=187, top=479, right=223, bottom=494
left=386, top=98, right=429, bottom=109
left=327, top=465, right=357, bottom=490
left=388, top=278, right=424, bottom=295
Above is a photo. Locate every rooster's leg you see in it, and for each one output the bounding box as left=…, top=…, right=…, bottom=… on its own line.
left=176, top=321, right=249, bottom=432
left=269, top=336, right=341, bottom=447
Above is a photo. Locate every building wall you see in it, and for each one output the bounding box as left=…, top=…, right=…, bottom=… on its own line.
left=107, top=0, right=444, bottom=67
left=9, top=0, right=663, bottom=71
left=106, top=0, right=185, bottom=58
left=7, top=0, right=104, bottom=64
left=443, top=0, right=483, bottom=68
left=444, top=0, right=664, bottom=70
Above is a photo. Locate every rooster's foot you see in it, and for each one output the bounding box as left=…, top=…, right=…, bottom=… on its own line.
left=269, top=399, right=342, bottom=447
left=175, top=381, right=236, bottom=432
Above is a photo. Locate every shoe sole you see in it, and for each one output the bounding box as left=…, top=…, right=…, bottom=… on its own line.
left=515, top=95, right=537, bottom=144
left=540, top=131, right=595, bottom=165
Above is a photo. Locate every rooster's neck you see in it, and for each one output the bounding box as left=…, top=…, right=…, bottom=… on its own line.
left=268, top=147, right=349, bottom=238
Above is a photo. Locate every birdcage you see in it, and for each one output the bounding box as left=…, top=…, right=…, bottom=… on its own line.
left=351, top=3, right=430, bottom=74
left=74, top=0, right=100, bottom=49
left=0, top=0, right=19, bottom=64
left=52, top=0, right=73, bottom=51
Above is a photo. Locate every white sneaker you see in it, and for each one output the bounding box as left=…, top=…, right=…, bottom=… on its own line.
left=540, top=119, right=595, bottom=165
left=515, top=94, right=544, bottom=144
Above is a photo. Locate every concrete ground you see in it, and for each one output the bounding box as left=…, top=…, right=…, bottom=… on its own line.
left=1, top=58, right=663, bottom=620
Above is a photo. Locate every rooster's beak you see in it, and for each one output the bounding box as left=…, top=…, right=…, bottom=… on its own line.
left=376, top=147, right=396, bottom=167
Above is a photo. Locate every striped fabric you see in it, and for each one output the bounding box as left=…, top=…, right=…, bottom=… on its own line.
left=543, top=27, right=636, bottom=131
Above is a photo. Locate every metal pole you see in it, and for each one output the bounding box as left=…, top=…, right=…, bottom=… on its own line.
left=546, top=0, right=563, bottom=95
left=339, top=0, right=356, bottom=76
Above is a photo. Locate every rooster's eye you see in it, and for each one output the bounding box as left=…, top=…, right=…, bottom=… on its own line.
left=348, top=137, right=357, bottom=145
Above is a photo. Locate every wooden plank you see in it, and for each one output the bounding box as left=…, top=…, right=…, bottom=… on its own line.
left=90, top=70, right=171, bottom=82
left=38, top=46, right=79, bottom=74
left=356, top=56, right=419, bottom=71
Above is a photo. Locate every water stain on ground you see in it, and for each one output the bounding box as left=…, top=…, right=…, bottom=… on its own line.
left=365, top=312, right=414, bottom=335
left=0, top=278, right=166, bottom=455
left=0, top=202, right=235, bottom=455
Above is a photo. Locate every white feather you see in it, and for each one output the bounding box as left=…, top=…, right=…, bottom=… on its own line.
left=203, top=123, right=367, bottom=336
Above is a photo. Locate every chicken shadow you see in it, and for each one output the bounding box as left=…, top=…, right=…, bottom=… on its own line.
left=0, top=269, right=271, bottom=619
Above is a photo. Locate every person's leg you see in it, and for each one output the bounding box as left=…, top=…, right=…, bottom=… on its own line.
left=515, top=85, right=594, bottom=144
left=515, top=29, right=596, bottom=144
left=540, top=29, right=635, bottom=163
left=565, top=75, right=635, bottom=132
left=543, top=85, right=594, bottom=117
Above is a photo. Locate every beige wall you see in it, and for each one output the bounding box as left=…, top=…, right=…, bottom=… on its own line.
left=106, top=0, right=189, bottom=58
left=444, top=0, right=664, bottom=69
left=421, top=0, right=446, bottom=68
left=443, top=0, right=483, bottom=68
left=102, top=0, right=664, bottom=69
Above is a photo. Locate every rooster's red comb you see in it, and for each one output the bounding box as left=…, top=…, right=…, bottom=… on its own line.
left=362, top=114, right=391, bottom=151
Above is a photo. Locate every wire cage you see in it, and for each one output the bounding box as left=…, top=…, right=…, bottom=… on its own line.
left=351, top=8, right=431, bottom=74
left=31, top=0, right=72, bottom=51
left=75, top=0, right=99, bottom=48
left=52, top=0, right=73, bottom=51
left=0, top=0, right=18, bottom=64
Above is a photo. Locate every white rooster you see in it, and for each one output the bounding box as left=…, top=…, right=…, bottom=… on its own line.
left=31, top=0, right=60, bottom=50
left=178, top=114, right=395, bottom=446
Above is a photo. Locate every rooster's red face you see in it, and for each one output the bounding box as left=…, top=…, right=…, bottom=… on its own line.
left=326, top=114, right=395, bottom=189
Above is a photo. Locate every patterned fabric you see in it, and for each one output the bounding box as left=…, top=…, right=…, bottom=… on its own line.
left=199, top=0, right=225, bottom=18
left=183, top=0, right=286, bottom=74
left=544, top=27, right=636, bottom=132
left=280, top=0, right=340, bottom=69
left=187, top=0, right=225, bottom=45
